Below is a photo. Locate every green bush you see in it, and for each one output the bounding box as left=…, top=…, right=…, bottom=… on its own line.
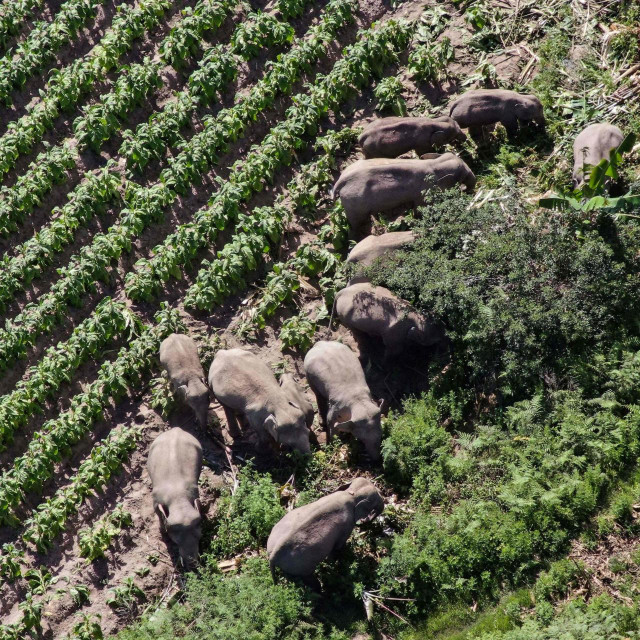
left=533, top=559, right=583, bottom=603
left=208, top=466, right=285, bottom=558
left=382, top=393, right=451, bottom=495
left=366, top=188, right=640, bottom=402
left=115, top=557, right=350, bottom=640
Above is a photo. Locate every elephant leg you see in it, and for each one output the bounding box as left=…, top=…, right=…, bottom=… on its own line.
left=501, top=116, right=518, bottom=137
left=301, top=573, right=322, bottom=593
left=468, top=125, right=484, bottom=141
left=221, top=403, right=242, bottom=439
left=311, top=387, right=328, bottom=430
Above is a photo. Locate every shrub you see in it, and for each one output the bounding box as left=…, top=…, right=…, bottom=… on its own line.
left=115, top=557, right=350, bottom=640
left=208, top=465, right=285, bottom=557
left=382, top=393, right=451, bottom=495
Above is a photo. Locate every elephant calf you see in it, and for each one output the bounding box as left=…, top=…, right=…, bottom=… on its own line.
left=449, top=89, right=545, bottom=136
left=573, top=123, right=624, bottom=187
left=335, top=282, right=445, bottom=360
left=346, top=230, right=415, bottom=267
left=159, top=333, right=209, bottom=427
left=304, top=340, right=382, bottom=460
left=267, top=477, right=384, bottom=587
left=208, top=349, right=311, bottom=454
left=332, top=155, right=475, bottom=238
left=358, top=116, right=466, bottom=158
left=147, top=427, right=203, bottom=568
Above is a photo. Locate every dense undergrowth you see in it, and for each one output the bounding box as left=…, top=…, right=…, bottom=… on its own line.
left=113, top=0, right=640, bottom=639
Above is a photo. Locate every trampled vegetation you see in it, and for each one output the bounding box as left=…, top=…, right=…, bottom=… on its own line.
left=0, top=0, right=640, bottom=638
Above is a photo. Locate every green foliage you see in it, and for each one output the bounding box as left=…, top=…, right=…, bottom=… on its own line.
left=533, top=559, right=583, bottom=603
left=377, top=362, right=640, bottom=616
left=366, top=188, right=640, bottom=401
left=78, top=504, right=133, bottom=561
left=374, top=76, right=407, bottom=115
left=381, top=393, right=451, bottom=495
left=114, top=558, right=350, bottom=640
left=209, top=466, right=285, bottom=557
left=408, top=38, right=454, bottom=83
left=65, top=613, right=103, bottom=640
left=107, top=577, right=146, bottom=613
left=280, top=314, right=317, bottom=351
left=540, top=133, right=640, bottom=215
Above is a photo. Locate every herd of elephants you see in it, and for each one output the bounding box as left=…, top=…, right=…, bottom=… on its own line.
left=147, top=88, right=625, bottom=587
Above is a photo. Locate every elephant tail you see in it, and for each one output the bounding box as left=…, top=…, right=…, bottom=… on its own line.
left=269, top=558, right=278, bottom=584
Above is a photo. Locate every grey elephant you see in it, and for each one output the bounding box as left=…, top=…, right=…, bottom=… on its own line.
left=279, top=373, right=315, bottom=428
left=346, top=230, right=415, bottom=267
left=335, top=282, right=445, bottom=360
left=304, top=340, right=381, bottom=460
left=147, top=427, right=203, bottom=568
left=332, top=155, right=475, bottom=238
left=159, top=334, right=209, bottom=428
left=267, top=477, right=384, bottom=588
left=449, top=89, right=545, bottom=136
left=572, top=123, right=624, bottom=187
left=208, top=349, right=311, bottom=454
left=358, top=116, right=466, bottom=158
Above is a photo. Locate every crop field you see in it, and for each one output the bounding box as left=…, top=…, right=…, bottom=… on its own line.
left=0, top=0, right=640, bottom=638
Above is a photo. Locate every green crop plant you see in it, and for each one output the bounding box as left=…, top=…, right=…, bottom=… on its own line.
left=78, top=504, right=133, bottom=561
left=107, top=577, right=146, bottom=614
left=408, top=38, right=454, bottom=84
left=374, top=76, right=407, bottom=115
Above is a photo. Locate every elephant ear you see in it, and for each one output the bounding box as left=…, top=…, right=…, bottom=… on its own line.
left=431, top=130, right=447, bottom=146
left=336, top=481, right=356, bottom=495
left=334, top=410, right=354, bottom=434
left=264, top=414, right=278, bottom=442
left=176, top=384, right=188, bottom=402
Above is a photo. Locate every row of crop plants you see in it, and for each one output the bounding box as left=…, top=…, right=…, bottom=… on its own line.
left=0, top=0, right=322, bottom=322
left=0, top=0, right=355, bottom=371
left=0, top=18, right=413, bottom=637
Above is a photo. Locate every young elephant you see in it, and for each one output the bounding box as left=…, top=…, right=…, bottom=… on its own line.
left=147, top=427, right=203, bottom=568
left=159, top=334, right=209, bottom=428
left=304, top=340, right=381, bottom=460
left=346, top=230, right=415, bottom=267
left=208, top=349, right=311, bottom=454
left=335, top=282, right=445, bottom=360
left=332, top=155, right=475, bottom=238
left=279, top=373, right=315, bottom=428
left=267, top=477, right=384, bottom=587
left=358, top=116, right=466, bottom=158
left=572, top=123, right=624, bottom=187
left=449, top=89, right=545, bottom=136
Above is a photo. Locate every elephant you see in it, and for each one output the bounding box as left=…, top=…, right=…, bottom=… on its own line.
left=159, top=333, right=209, bottom=428
left=279, top=373, right=315, bottom=428
left=304, top=340, right=382, bottom=460
left=147, top=427, right=203, bottom=568
left=208, top=349, right=311, bottom=454
left=358, top=116, right=466, bottom=158
left=334, top=282, right=445, bottom=361
left=346, top=230, right=415, bottom=267
left=572, top=123, right=624, bottom=187
left=267, top=477, right=384, bottom=588
left=331, top=155, right=476, bottom=238
left=449, top=89, right=545, bottom=136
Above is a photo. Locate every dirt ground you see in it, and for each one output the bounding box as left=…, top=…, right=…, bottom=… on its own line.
left=0, top=0, right=530, bottom=636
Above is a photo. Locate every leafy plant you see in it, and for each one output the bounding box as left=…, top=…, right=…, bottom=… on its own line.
left=78, top=504, right=133, bottom=561
left=374, top=76, right=407, bottom=115
left=408, top=37, right=454, bottom=83
left=539, top=133, right=640, bottom=215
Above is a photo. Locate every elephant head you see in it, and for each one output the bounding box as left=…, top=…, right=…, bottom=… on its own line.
left=157, top=497, right=202, bottom=568
left=339, top=478, right=384, bottom=522
left=431, top=116, right=467, bottom=145
left=516, top=95, right=545, bottom=127
left=264, top=405, right=312, bottom=454
left=333, top=402, right=382, bottom=461
left=177, top=378, right=209, bottom=428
